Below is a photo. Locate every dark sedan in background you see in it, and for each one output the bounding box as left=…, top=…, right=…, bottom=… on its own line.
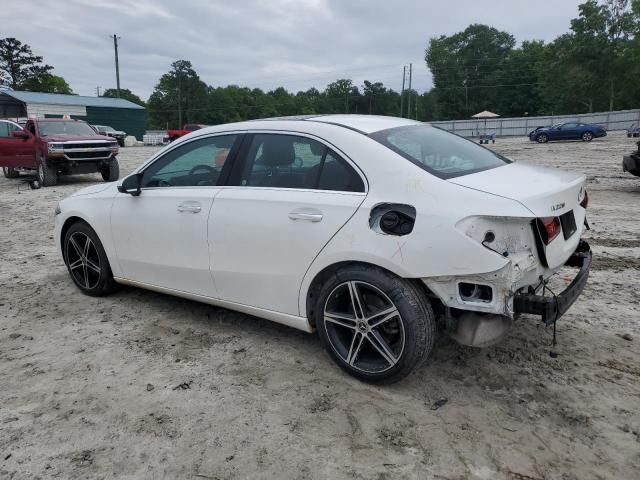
left=529, top=122, right=607, bottom=143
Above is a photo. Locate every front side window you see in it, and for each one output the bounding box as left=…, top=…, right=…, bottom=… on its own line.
left=142, top=135, right=237, bottom=188
left=371, top=125, right=510, bottom=179
left=237, top=134, right=364, bottom=192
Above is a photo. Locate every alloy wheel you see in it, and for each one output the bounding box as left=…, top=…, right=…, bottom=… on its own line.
left=583, top=132, right=593, bottom=141
left=323, top=281, right=405, bottom=374
left=66, top=231, right=101, bottom=290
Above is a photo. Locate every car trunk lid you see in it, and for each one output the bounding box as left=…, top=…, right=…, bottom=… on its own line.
left=449, top=162, right=586, bottom=268
left=448, top=162, right=584, bottom=217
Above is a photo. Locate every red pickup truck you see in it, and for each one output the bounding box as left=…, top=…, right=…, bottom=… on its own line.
left=0, top=118, right=120, bottom=187
left=166, top=123, right=207, bottom=142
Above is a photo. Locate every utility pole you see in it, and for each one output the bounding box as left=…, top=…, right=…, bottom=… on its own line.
left=177, top=72, right=182, bottom=129
left=95, top=86, right=101, bottom=97
left=407, top=63, right=412, bottom=120
left=400, top=65, right=406, bottom=117
left=464, top=76, right=468, bottom=117
left=111, top=34, right=121, bottom=98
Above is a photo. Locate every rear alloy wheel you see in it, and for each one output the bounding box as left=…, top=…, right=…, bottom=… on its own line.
left=2, top=167, right=20, bottom=178
left=37, top=157, right=57, bottom=186
left=315, top=265, right=435, bottom=383
left=536, top=133, right=549, bottom=143
left=63, top=222, right=117, bottom=296
left=582, top=131, right=593, bottom=142
left=101, top=159, right=120, bottom=182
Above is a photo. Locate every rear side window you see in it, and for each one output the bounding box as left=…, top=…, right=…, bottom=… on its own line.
left=237, top=134, right=364, bottom=192
left=371, top=125, right=510, bottom=179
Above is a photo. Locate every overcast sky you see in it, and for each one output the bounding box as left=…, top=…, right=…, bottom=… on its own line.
left=3, top=0, right=584, bottom=99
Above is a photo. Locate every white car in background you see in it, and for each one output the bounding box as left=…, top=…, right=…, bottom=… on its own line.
left=54, top=115, right=592, bottom=383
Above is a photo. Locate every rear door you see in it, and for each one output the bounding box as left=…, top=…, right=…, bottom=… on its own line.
left=110, top=133, right=241, bottom=296
left=208, top=132, right=367, bottom=315
left=0, top=120, right=35, bottom=168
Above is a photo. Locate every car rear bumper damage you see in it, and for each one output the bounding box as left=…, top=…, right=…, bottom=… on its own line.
left=513, top=240, right=591, bottom=325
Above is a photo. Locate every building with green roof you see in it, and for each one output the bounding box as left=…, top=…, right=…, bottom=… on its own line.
left=0, top=90, right=146, bottom=140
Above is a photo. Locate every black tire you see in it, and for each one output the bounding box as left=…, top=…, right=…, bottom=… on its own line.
left=117, top=138, right=125, bottom=147
left=36, top=157, right=57, bottom=186
left=314, top=264, right=436, bottom=384
left=101, top=159, right=120, bottom=182
left=629, top=133, right=633, bottom=138
left=2, top=167, right=20, bottom=178
left=536, top=133, right=549, bottom=143
left=581, top=131, right=594, bottom=142
left=63, top=221, right=117, bottom=296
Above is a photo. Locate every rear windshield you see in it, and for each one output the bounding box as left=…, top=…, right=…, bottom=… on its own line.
left=370, top=124, right=510, bottom=179
left=38, top=121, right=96, bottom=136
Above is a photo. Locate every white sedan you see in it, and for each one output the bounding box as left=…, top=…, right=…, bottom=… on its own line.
left=54, top=115, right=592, bottom=383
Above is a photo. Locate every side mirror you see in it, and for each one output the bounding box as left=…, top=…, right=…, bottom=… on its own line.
left=12, top=129, right=30, bottom=139
left=117, top=173, right=142, bottom=196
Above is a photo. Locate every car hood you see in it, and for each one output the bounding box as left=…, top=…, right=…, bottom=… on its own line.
left=44, top=134, right=114, bottom=142
left=70, top=182, right=118, bottom=197
left=448, top=162, right=585, bottom=217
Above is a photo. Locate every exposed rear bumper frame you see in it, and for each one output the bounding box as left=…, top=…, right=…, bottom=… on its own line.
left=513, top=240, right=591, bottom=325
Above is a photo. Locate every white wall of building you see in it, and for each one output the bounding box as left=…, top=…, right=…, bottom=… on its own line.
left=26, top=103, right=87, bottom=118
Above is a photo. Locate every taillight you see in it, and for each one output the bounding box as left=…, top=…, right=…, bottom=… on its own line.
left=580, top=190, right=588, bottom=209
left=538, top=217, right=561, bottom=245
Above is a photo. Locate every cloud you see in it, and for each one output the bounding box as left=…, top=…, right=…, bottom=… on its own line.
left=1, top=0, right=584, bottom=99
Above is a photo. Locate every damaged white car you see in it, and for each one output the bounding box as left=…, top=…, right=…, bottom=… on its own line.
left=54, top=115, right=591, bottom=383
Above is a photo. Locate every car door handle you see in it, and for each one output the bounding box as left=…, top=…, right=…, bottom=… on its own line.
left=288, top=208, right=323, bottom=222
left=177, top=201, right=202, bottom=213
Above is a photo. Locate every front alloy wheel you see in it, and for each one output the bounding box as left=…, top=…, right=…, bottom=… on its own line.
left=582, top=131, right=593, bottom=142
left=66, top=231, right=102, bottom=290
left=537, top=133, right=549, bottom=143
left=315, top=265, right=435, bottom=383
left=63, top=222, right=117, bottom=296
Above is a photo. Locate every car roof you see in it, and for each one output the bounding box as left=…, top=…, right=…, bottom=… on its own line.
left=197, top=114, right=423, bottom=136
left=304, top=114, right=421, bottom=134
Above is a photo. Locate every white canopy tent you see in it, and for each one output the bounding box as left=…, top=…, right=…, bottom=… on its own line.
left=472, top=111, right=500, bottom=143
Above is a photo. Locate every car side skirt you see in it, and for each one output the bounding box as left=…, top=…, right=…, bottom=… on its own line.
left=113, top=277, right=314, bottom=333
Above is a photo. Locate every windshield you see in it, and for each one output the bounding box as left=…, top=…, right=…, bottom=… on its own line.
left=38, top=121, right=96, bottom=136
left=370, top=124, right=510, bottom=179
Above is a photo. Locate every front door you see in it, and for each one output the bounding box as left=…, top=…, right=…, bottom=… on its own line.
left=111, top=133, right=240, bottom=297
left=0, top=120, right=34, bottom=168
left=557, top=123, right=578, bottom=140
left=209, top=132, right=366, bottom=315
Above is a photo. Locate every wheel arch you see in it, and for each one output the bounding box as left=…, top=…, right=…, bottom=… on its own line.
left=60, top=215, right=87, bottom=254
left=302, top=260, right=435, bottom=327
left=59, top=215, right=118, bottom=274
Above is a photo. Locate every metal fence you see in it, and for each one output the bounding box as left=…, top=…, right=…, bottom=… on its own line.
left=430, top=109, right=640, bottom=137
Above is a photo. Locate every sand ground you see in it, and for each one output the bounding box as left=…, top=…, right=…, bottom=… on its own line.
left=1, top=132, right=639, bottom=479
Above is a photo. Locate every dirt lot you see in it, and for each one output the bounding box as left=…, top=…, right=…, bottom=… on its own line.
left=1, top=133, right=639, bottom=480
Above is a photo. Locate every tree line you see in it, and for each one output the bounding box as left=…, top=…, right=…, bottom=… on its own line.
left=1, top=0, right=639, bottom=128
